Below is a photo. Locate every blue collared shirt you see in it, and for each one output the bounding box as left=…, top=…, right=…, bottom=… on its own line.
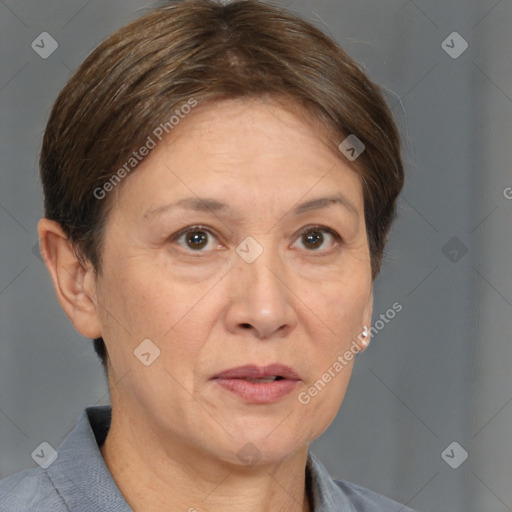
left=0, top=406, right=417, bottom=511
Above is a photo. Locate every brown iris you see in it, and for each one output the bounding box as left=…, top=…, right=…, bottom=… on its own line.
left=186, top=231, right=208, bottom=249
left=302, top=230, right=324, bottom=249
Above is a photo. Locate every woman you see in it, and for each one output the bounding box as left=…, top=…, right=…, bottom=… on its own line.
left=0, top=1, right=415, bottom=510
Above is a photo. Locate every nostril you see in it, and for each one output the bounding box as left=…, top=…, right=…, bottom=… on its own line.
left=240, top=323, right=252, bottom=329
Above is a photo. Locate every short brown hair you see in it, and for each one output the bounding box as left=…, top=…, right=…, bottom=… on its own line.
left=40, top=0, right=404, bottom=370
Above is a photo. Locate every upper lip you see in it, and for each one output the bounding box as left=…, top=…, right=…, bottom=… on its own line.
left=212, top=364, right=300, bottom=380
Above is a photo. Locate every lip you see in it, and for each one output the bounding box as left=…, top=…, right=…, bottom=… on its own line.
left=212, top=364, right=301, bottom=380
left=211, top=364, right=301, bottom=404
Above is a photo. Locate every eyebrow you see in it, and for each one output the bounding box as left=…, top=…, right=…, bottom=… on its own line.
left=143, top=195, right=359, bottom=219
left=144, top=198, right=227, bottom=219
left=292, top=196, right=358, bottom=217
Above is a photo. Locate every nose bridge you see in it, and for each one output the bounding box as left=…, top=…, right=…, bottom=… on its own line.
left=246, top=250, right=285, bottom=302
left=228, top=237, right=295, bottom=338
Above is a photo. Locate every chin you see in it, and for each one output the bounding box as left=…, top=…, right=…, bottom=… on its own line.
left=208, top=425, right=310, bottom=468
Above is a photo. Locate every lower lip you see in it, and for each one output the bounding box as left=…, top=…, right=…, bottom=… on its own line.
left=213, top=378, right=299, bottom=403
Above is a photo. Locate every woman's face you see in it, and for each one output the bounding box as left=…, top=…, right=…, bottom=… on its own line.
left=94, top=98, right=373, bottom=466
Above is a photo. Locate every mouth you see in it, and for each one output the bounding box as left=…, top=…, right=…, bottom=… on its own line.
left=243, top=376, right=286, bottom=383
left=212, top=364, right=301, bottom=381
left=211, top=364, right=301, bottom=403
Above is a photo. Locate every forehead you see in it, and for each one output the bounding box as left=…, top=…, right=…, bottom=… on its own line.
left=160, top=97, right=345, bottom=168
left=110, top=98, right=364, bottom=219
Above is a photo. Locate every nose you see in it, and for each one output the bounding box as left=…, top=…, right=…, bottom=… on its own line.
left=224, top=248, right=297, bottom=340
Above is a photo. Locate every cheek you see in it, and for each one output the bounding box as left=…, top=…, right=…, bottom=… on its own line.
left=97, top=258, right=223, bottom=372
left=297, top=354, right=355, bottom=442
left=295, top=272, right=368, bottom=423
left=303, top=272, right=370, bottom=338
left=100, top=256, right=195, bottom=333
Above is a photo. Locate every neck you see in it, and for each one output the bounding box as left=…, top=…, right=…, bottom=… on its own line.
left=100, top=407, right=312, bottom=512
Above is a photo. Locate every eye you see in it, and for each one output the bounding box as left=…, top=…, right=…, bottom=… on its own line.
left=292, top=226, right=341, bottom=251
left=174, top=226, right=221, bottom=251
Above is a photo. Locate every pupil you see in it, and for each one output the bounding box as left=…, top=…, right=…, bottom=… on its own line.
left=304, top=231, right=323, bottom=249
left=187, top=231, right=208, bottom=249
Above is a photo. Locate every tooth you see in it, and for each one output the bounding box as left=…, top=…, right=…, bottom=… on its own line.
left=245, top=376, right=278, bottom=383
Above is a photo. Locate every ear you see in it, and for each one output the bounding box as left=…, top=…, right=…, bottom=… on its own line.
left=37, top=218, right=102, bottom=339
left=359, top=286, right=374, bottom=351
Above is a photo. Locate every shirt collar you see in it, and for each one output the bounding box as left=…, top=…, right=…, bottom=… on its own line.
left=46, top=406, right=132, bottom=512
left=306, top=450, right=356, bottom=512
left=47, top=405, right=355, bottom=512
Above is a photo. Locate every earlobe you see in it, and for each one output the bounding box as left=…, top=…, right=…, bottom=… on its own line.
left=37, top=218, right=102, bottom=339
left=359, top=287, right=374, bottom=351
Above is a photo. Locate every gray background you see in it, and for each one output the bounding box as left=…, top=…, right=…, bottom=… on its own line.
left=1, top=1, right=511, bottom=511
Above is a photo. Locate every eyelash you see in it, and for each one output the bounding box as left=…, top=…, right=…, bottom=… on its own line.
left=295, top=225, right=343, bottom=250
left=172, top=224, right=222, bottom=250
left=171, top=225, right=343, bottom=252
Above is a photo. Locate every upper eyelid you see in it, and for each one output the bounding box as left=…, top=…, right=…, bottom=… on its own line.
left=294, top=227, right=341, bottom=249
left=173, top=225, right=219, bottom=239
left=295, top=225, right=343, bottom=241
left=172, top=225, right=223, bottom=251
